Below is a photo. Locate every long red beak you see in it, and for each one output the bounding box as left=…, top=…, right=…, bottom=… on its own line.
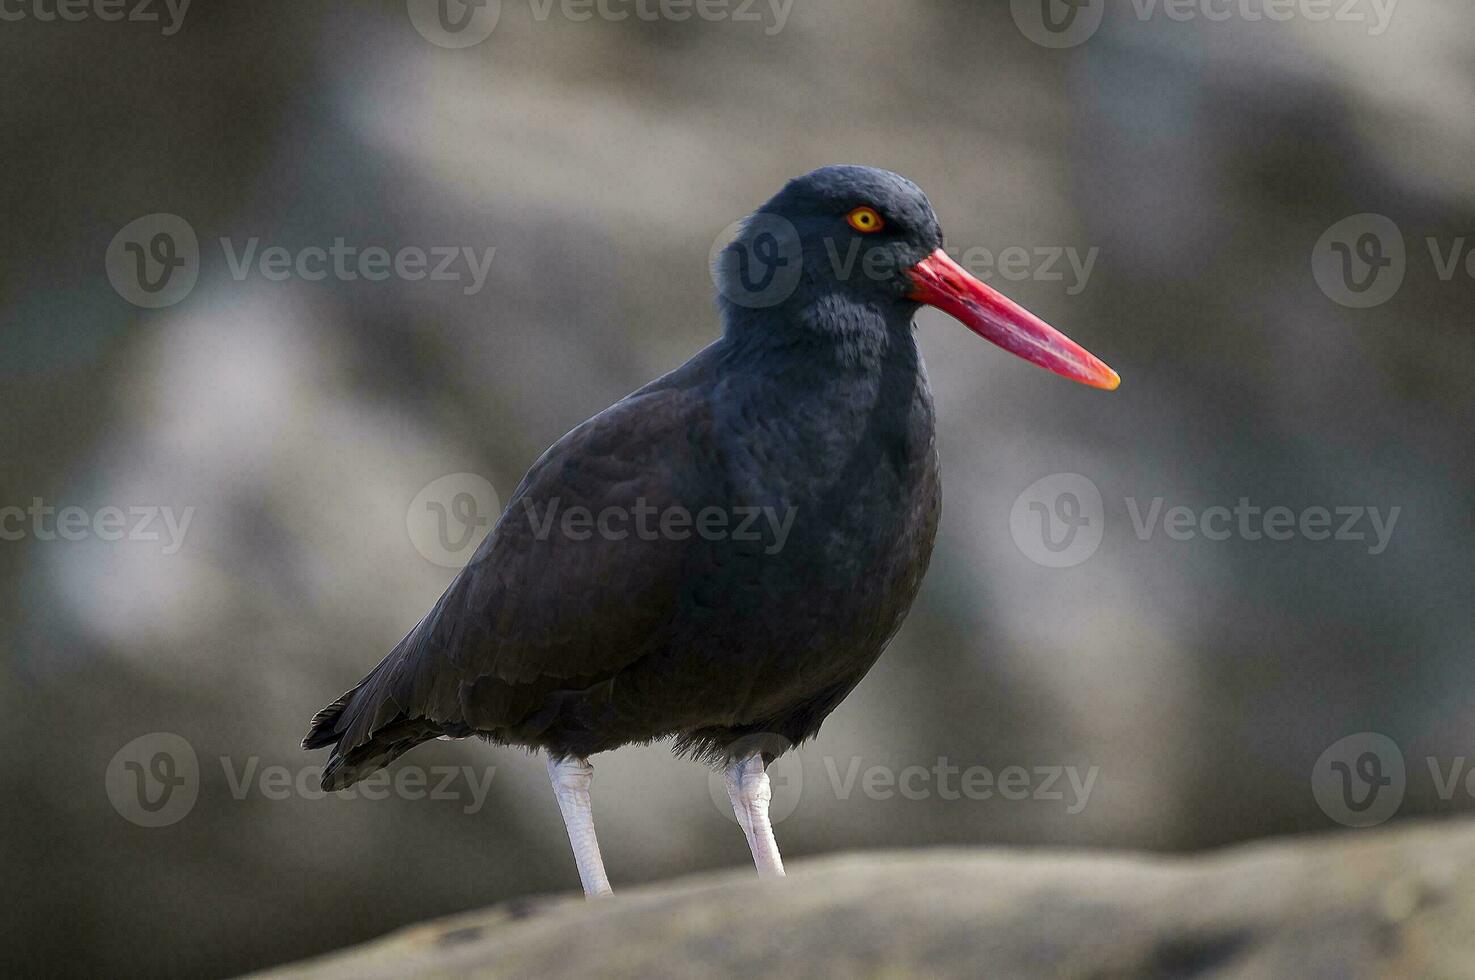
left=907, top=249, right=1120, bottom=390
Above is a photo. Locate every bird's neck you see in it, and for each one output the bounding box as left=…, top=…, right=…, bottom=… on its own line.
left=710, top=297, right=935, bottom=501
left=713, top=297, right=932, bottom=468
left=719, top=295, right=922, bottom=376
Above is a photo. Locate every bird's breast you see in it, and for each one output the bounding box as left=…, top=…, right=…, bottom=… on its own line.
left=697, top=358, right=940, bottom=626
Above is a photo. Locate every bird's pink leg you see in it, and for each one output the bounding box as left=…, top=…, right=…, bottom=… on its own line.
left=722, top=763, right=755, bottom=844
left=546, top=756, right=613, bottom=897
left=724, top=755, right=785, bottom=878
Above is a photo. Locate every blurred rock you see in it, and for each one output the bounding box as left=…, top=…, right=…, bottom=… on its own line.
left=255, top=819, right=1475, bottom=979
left=5, top=2, right=1474, bottom=976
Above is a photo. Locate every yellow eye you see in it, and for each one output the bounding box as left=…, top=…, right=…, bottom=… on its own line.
left=846, top=206, right=884, bottom=234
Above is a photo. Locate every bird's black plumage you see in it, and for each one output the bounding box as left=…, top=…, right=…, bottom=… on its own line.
left=305, top=166, right=945, bottom=789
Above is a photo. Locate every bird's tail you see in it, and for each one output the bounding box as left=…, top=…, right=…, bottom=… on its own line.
left=302, top=647, right=466, bottom=792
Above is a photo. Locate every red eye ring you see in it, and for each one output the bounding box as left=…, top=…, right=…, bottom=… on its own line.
left=846, top=206, right=884, bottom=234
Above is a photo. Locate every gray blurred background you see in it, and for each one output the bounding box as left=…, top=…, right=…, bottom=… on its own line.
left=2, top=1, right=1472, bottom=976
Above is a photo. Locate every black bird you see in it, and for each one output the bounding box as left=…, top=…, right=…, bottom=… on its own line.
left=304, top=165, right=1118, bottom=895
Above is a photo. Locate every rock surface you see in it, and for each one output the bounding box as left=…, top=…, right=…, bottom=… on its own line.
left=254, top=820, right=1475, bottom=979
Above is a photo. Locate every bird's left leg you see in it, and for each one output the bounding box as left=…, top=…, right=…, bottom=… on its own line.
left=547, top=755, right=613, bottom=897
left=724, top=754, right=785, bottom=878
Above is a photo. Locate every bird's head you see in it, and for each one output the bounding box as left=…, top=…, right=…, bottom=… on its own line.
left=717, top=165, right=1119, bottom=390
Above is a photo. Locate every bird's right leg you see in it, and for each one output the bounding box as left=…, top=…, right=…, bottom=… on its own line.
left=546, top=755, right=613, bottom=897
left=724, top=754, right=786, bottom=878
